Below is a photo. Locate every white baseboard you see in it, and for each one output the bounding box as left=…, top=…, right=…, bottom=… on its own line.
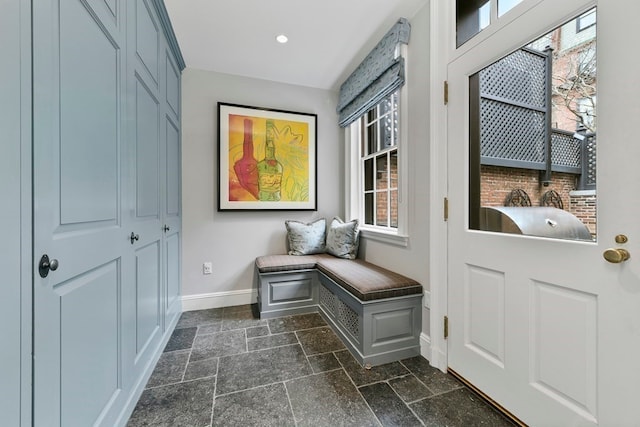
left=181, top=289, right=257, bottom=311
left=420, top=332, right=432, bottom=362
left=429, top=344, right=447, bottom=373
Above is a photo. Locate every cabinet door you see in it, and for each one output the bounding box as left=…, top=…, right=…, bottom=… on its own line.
left=122, top=0, right=165, bottom=384
left=163, top=52, right=182, bottom=326
left=32, top=0, right=127, bottom=425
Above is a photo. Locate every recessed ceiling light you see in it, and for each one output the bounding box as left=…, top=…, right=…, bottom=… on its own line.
left=276, top=34, right=288, bottom=44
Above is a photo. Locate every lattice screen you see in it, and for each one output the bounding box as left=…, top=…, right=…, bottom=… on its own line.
left=478, top=47, right=596, bottom=188
left=319, top=284, right=336, bottom=316
left=479, top=48, right=548, bottom=166
left=480, top=100, right=546, bottom=163
left=480, top=48, right=547, bottom=108
left=584, top=134, right=597, bottom=187
left=551, top=131, right=581, bottom=170
left=336, top=299, right=359, bottom=338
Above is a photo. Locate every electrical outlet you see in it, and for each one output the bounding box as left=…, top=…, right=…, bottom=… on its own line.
left=203, top=262, right=212, bottom=275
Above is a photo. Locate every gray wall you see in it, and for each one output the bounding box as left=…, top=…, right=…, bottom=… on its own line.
left=180, top=4, right=431, bottom=337
left=181, top=70, right=343, bottom=302
left=0, top=0, right=31, bottom=424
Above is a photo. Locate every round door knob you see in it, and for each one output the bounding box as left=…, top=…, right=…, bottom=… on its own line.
left=603, top=248, right=630, bottom=264
left=130, top=232, right=140, bottom=244
left=38, top=254, right=59, bottom=278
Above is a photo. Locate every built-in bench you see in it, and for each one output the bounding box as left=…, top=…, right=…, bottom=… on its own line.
left=255, top=254, right=423, bottom=366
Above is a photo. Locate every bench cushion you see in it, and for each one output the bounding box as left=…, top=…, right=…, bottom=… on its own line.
left=316, top=257, right=422, bottom=301
left=255, top=254, right=334, bottom=273
left=256, top=254, right=422, bottom=302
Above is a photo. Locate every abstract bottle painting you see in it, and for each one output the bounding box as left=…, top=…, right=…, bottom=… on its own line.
left=228, top=115, right=308, bottom=203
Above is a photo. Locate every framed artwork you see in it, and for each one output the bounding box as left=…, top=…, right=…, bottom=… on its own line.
left=217, top=102, right=318, bottom=211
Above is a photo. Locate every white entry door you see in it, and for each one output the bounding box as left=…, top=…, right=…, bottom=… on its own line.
left=447, top=0, right=640, bottom=425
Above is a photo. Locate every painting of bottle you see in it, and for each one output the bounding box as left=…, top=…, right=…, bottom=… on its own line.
left=233, top=119, right=259, bottom=199
left=257, top=119, right=283, bottom=201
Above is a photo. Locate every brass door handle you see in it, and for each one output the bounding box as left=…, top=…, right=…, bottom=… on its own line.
left=603, top=248, right=630, bottom=264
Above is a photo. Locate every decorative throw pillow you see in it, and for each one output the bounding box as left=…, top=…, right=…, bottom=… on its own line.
left=285, top=218, right=326, bottom=255
left=325, top=217, right=360, bottom=259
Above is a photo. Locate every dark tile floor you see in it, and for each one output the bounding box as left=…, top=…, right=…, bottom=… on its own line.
left=127, top=305, right=515, bottom=427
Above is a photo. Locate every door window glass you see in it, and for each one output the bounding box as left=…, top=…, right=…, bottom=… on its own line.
left=469, top=9, right=597, bottom=241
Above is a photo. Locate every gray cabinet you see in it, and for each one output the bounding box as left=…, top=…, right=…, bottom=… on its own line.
left=29, top=0, right=184, bottom=425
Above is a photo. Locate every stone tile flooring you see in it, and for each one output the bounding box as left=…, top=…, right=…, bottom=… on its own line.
left=127, top=305, right=516, bottom=427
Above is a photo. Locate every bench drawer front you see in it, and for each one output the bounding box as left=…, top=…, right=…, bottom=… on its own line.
left=258, top=271, right=319, bottom=318
left=371, top=308, right=415, bottom=345
left=270, top=276, right=313, bottom=304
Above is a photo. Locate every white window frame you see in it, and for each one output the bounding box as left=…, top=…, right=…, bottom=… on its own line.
left=344, top=48, right=409, bottom=247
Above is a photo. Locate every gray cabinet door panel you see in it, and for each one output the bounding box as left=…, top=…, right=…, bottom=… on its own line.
left=59, top=0, right=119, bottom=224
left=33, top=0, right=127, bottom=425
left=136, top=0, right=160, bottom=85
left=60, top=261, right=120, bottom=427
left=135, top=242, right=162, bottom=354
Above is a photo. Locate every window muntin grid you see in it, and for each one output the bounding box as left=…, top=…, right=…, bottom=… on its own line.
left=360, top=91, right=399, bottom=230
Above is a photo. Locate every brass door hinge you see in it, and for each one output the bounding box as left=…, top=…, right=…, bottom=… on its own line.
left=444, top=315, right=449, bottom=339
left=444, top=197, right=449, bottom=221
left=444, top=81, right=449, bottom=105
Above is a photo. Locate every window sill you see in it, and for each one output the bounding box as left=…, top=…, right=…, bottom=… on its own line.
left=360, top=228, right=409, bottom=247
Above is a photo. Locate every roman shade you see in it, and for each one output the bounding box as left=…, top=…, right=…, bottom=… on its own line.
left=336, top=18, right=411, bottom=127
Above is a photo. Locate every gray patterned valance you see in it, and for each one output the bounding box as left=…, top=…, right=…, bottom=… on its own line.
left=337, top=18, right=411, bottom=127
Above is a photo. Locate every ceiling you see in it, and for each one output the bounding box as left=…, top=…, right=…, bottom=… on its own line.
left=163, top=0, right=427, bottom=91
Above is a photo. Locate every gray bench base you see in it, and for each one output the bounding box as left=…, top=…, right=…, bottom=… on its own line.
left=256, top=267, right=422, bottom=366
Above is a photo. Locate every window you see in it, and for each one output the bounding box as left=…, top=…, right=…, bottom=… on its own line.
left=456, top=0, right=523, bottom=47
left=360, top=91, right=399, bottom=230
left=347, top=89, right=405, bottom=243
left=576, top=9, right=596, bottom=32
left=456, top=0, right=490, bottom=47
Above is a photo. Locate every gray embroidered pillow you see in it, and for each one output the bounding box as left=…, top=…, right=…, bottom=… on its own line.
left=325, top=217, right=360, bottom=259
left=285, top=219, right=326, bottom=255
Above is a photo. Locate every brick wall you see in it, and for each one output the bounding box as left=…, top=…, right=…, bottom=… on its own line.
left=480, top=165, right=596, bottom=236
left=569, top=193, right=596, bottom=236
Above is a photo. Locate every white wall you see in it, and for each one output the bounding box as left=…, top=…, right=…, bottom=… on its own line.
left=356, top=5, right=431, bottom=334
left=181, top=70, right=342, bottom=307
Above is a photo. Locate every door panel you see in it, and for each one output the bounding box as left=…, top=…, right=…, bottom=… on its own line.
left=33, top=0, right=126, bottom=424
left=166, top=233, right=181, bottom=313
left=531, top=281, right=597, bottom=420
left=60, top=0, right=119, bottom=224
left=166, top=118, right=181, bottom=216
left=447, top=1, right=640, bottom=425
left=135, top=78, right=160, bottom=218
left=464, top=265, right=505, bottom=368
left=136, top=0, right=159, bottom=84
left=60, top=261, right=120, bottom=426
left=135, top=242, right=161, bottom=355
left=166, top=56, right=180, bottom=118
